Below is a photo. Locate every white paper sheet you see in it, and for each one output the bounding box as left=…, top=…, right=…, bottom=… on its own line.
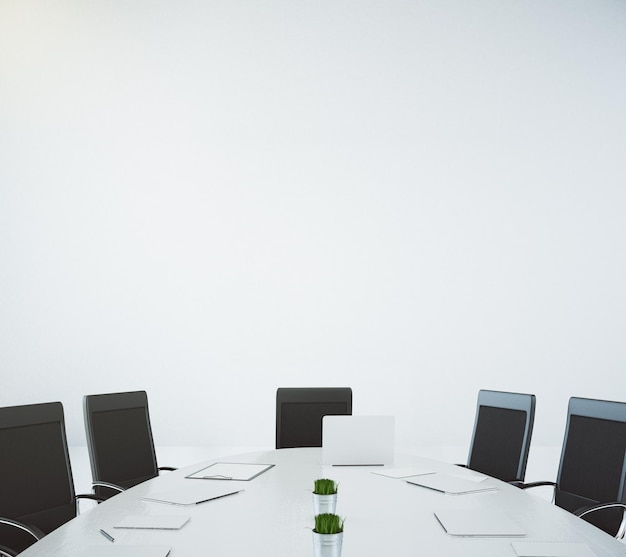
left=371, top=467, right=434, bottom=479
left=142, top=484, right=242, bottom=506
left=435, top=509, right=526, bottom=537
left=114, top=515, right=190, bottom=530
left=77, top=546, right=171, bottom=557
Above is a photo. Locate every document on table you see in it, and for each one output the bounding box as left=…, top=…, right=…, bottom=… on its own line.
left=142, top=483, right=242, bottom=506
left=407, top=473, right=497, bottom=495
left=511, top=542, right=598, bottom=557
left=114, top=515, right=191, bottom=530
left=185, top=462, right=274, bottom=481
left=435, top=509, right=526, bottom=537
left=371, top=467, right=435, bottom=479
left=78, top=546, right=171, bottom=557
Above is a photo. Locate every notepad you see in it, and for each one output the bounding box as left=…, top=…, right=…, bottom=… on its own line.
left=511, top=542, right=598, bottom=557
left=77, top=546, right=171, bottom=557
left=435, top=509, right=526, bottom=537
left=407, top=473, right=497, bottom=495
left=186, top=462, right=274, bottom=481
left=142, top=484, right=242, bottom=506
left=114, top=515, right=190, bottom=530
left=371, top=467, right=434, bottom=479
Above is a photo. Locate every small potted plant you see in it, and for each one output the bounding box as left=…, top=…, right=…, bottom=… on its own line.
left=312, top=513, right=344, bottom=557
left=312, top=478, right=338, bottom=515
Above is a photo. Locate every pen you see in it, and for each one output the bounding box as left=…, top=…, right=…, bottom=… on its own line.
left=100, top=529, right=115, bottom=543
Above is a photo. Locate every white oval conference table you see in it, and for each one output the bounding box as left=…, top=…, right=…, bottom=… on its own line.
left=19, top=448, right=626, bottom=557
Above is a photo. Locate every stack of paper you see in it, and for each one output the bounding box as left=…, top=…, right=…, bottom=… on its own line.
left=407, top=473, right=497, bottom=495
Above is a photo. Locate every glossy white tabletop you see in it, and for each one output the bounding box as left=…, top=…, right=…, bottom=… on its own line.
left=20, top=448, right=626, bottom=557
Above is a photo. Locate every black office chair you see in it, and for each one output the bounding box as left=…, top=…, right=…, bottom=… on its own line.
left=276, top=387, right=352, bottom=449
left=83, top=390, right=176, bottom=499
left=0, top=402, right=102, bottom=555
left=463, top=390, right=536, bottom=483
left=516, top=397, right=626, bottom=539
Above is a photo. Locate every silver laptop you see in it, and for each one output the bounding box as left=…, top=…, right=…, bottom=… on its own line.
left=322, top=415, right=395, bottom=465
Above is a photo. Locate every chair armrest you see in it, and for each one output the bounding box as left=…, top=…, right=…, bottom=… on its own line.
left=0, top=517, right=44, bottom=543
left=455, top=464, right=520, bottom=486
left=575, top=502, right=626, bottom=540
left=516, top=481, right=557, bottom=490
left=92, top=481, right=125, bottom=493
left=76, top=493, right=106, bottom=503
left=75, top=491, right=106, bottom=514
left=515, top=481, right=557, bottom=500
left=158, top=466, right=177, bottom=472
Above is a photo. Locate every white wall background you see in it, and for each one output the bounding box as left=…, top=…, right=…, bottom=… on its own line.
left=2, top=0, right=625, bottom=472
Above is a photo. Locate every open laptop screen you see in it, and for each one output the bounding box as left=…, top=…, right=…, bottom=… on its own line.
left=322, top=415, right=395, bottom=465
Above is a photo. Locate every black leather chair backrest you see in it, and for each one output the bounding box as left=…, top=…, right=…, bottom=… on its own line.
left=0, top=402, right=77, bottom=554
left=83, top=390, right=159, bottom=499
left=276, top=387, right=352, bottom=449
left=467, top=389, right=536, bottom=482
left=554, top=397, right=626, bottom=536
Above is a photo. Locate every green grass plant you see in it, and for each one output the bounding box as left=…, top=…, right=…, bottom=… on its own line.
left=314, top=513, right=345, bottom=534
left=313, top=478, right=338, bottom=495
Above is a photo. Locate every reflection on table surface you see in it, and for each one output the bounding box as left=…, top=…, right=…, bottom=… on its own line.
left=21, top=448, right=626, bottom=557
